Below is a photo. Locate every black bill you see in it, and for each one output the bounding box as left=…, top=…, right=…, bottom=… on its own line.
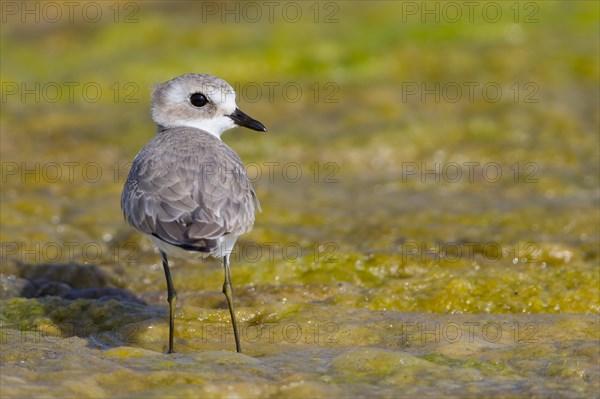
left=228, top=108, right=267, bottom=132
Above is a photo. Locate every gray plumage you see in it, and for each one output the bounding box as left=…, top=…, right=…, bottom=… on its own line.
left=121, top=126, right=260, bottom=255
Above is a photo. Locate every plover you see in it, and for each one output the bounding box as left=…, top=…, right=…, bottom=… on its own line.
left=121, top=73, right=266, bottom=353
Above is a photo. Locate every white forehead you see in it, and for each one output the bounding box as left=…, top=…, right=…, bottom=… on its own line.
left=164, top=74, right=237, bottom=113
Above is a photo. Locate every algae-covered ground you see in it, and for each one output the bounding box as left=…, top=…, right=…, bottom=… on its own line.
left=1, top=1, right=599, bottom=398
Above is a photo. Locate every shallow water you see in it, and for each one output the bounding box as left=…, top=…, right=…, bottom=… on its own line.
left=1, top=2, right=599, bottom=398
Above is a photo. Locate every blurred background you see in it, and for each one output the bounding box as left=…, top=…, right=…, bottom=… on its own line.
left=1, top=1, right=599, bottom=397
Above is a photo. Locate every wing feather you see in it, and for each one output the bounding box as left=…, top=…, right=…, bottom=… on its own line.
left=122, top=127, right=258, bottom=253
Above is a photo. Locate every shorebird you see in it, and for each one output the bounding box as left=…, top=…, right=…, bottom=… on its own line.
left=121, top=73, right=266, bottom=353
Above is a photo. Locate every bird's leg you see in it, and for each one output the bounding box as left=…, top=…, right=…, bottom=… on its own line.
left=222, top=254, right=242, bottom=353
left=160, top=250, right=177, bottom=354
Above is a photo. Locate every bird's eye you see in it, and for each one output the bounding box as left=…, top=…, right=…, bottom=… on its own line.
left=190, top=93, right=208, bottom=107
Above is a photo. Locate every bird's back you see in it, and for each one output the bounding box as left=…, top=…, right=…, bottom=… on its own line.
left=121, top=126, right=259, bottom=255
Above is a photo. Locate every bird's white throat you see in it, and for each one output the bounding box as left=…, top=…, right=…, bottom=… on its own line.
left=170, top=116, right=236, bottom=139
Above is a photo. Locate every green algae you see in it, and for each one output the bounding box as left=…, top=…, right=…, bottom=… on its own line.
left=0, top=296, right=157, bottom=344
left=1, top=303, right=598, bottom=398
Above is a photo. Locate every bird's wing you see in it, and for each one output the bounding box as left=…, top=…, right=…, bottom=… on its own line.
left=122, top=129, right=259, bottom=252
